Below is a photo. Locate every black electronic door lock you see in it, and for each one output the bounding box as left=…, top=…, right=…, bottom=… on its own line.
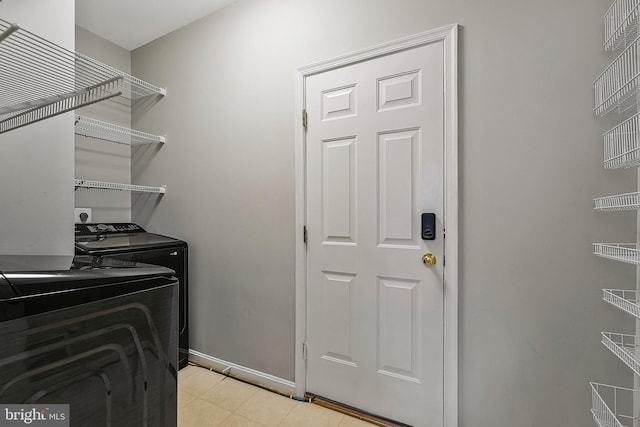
left=421, top=213, right=436, bottom=240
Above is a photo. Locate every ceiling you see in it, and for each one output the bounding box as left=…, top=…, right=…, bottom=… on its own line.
left=75, top=0, right=236, bottom=51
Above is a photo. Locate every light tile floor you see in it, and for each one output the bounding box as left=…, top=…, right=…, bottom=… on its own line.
left=179, top=365, right=378, bottom=427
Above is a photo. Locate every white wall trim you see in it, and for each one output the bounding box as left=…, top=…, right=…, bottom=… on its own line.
left=189, top=350, right=297, bottom=395
left=442, top=24, right=459, bottom=427
left=293, top=66, right=307, bottom=399
left=294, top=23, right=459, bottom=427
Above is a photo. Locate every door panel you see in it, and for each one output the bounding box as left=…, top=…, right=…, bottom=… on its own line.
left=377, top=276, right=421, bottom=382
left=305, top=40, right=445, bottom=427
left=322, top=137, right=357, bottom=245
left=378, top=128, right=421, bottom=247
left=322, top=85, right=357, bottom=120
left=320, top=271, right=357, bottom=367
left=377, top=70, right=422, bottom=111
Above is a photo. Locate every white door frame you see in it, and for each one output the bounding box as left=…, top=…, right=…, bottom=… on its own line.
left=294, top=24, right=458, bottom=427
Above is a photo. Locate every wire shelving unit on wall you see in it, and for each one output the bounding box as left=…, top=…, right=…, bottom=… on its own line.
left=75, top=115, right=166, bottom=145
left=593, top=35, right=640, bottom=116
left=605, top=0, right=640, bottom=51
left=593, top=2, right=640, bottom=426
left=594, top=192, right=640, bottom=210
left=603, top=112, right=640, bottom=169
left=590, top=382, right=638, bottom=427
left=601, top=332, right=640, bottom=376
left=74, top=180, right=166, bottom=195
left=593, top=243, right=640, bottom=264
left=0, top=18, right=165, bottom=135
left=603, top=289, right=640, bottom=318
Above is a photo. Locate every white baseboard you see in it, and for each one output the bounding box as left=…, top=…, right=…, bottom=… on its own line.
left=188, top=349, right=297, bottom=396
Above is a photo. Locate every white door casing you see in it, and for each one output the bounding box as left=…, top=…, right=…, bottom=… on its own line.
left=294, top=24, right=458, bottom=427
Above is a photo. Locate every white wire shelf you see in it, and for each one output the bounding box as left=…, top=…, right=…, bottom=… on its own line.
left=76, top=53, right=166, bottom=100
left=603, top=289, right=640, bottom=319
left=0, top=18, right=166, bottom=135
left=603, top=112, right=640, bottom=169
left=602, top=332, right=640, bottom=376
left=605, top=0, right=640, bottom=51
left=74, top=180, right=166, bottom=194
left=591, top=382, right=638, bottom=427
left=593, top=243, right=640, bottom=264
left=75, top=115, right=166, bottom=145
left=594, top=192, right=640, bottom=210
left=593, top=34, right=640, bottom=116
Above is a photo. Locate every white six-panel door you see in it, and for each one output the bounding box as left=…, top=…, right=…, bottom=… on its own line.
left=304, top=40, right=446, bottom=427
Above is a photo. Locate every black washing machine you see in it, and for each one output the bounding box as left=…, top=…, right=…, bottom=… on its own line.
left=75, top=223, right=189, bottom=370
left=0, top=255, right=178, bottom=426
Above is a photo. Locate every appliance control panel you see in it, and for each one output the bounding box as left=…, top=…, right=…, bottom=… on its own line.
left=75, top=223, right=146, bottom=236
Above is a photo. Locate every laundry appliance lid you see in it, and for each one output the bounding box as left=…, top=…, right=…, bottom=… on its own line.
left=0, top=256, right=178, bottom=321
left=74, top=223, right=186, bottom=254
left=1, top=256, right=175, bottom=291
left=75, top=233, right=185, bottom=252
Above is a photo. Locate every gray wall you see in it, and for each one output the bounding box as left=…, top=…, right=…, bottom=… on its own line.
left=0, top=0, right=75, bottom=270
left=75, top=26, right=132, bottom=223
left=131, top=0, right=636, bottom=425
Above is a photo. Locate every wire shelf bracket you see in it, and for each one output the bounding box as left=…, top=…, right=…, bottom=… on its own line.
left=603, top=289, right=640, bottom=319
left=591, top=382, right=638, bottom=427
left=75, top=115, right=166, bottom=145
left=0, top=19, right=166, bottom=135
left=74, top=180, right=166, bottom=194
left=601, top=332, right=640, bottom=376
left=594, top=243, right=640, bottom=264
left=594, top=192, right=640, bottom=210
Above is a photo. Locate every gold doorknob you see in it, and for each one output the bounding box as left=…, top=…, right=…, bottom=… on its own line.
left=422, top=253, right=436, bottom=267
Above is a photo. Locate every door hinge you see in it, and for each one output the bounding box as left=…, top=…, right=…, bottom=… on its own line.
left=302, top=342, right=308, bottom=360
left=302, top=109, right=308, bottom=130
left=303, top=226, right=308, bottom=244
